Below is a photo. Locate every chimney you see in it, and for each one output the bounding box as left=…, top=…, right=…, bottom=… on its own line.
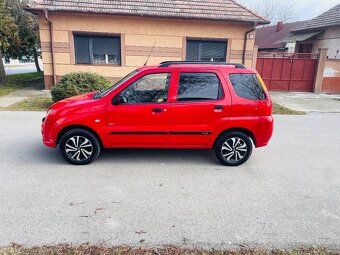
left=276, top=22, right=284, bottom=32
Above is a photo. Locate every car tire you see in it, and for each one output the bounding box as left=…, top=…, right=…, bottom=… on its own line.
left=59, top=129, right=101, bottom=165
left=214, top=131, right=253, bottom=166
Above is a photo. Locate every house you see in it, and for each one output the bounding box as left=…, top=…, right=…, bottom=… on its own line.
left=255, top=21, right=305, bottom=53
left=283, top=4, right=340, bottom=58
left=26, top=0, right=269, bottom=89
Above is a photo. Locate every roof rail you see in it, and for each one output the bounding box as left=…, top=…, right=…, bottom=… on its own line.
left=159, top=61, right=246, bottom=69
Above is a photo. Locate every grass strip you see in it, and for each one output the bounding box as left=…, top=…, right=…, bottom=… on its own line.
left=0, top=244, right=337, bottom=255
left=272, top=103, right=305, bottom=115
left=0, top=97, right=53, bottom=111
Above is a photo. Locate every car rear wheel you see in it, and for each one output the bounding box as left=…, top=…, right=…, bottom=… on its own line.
left=214, top=131, right=253, bottom=166
left=59, top=129, right=101, bottom=165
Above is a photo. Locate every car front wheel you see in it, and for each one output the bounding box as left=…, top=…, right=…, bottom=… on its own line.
left=59, top=129, right=101, bottom=165
left=214, top=131, right=253, bottom=166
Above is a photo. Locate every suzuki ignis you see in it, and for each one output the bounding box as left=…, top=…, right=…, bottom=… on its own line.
left=42, top=62, right=273, bottom=166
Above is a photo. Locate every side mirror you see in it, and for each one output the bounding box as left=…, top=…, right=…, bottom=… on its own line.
left=111, top=94, right=121, bottom=105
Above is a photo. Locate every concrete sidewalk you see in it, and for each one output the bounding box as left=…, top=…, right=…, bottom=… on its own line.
left=270, top=92, right=340, bottom=113
left=0, top=83, right=51, bottom=108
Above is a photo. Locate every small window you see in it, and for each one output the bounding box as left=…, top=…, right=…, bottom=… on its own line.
left=177, top=73, right=224, bottom=102
left=74, top=35, right=121, bottom=65
left=229, top=74, right=266, bottom=100
left=186, top=40, right=227, bottom=62
left=120, top=73, right=171, bottom=104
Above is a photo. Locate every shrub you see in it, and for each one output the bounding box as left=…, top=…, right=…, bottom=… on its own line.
left=51, top=72, right=111, bottom=102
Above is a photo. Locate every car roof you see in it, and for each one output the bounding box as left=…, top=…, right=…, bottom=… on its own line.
left=137, top=62, right=257, bottom=74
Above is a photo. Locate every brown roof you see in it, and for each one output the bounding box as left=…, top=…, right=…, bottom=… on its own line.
left=255, top=21, right=305, bottom=50
left=292, top=3, right=340, bottom=33
left=26, top=0, right=269, bottom=24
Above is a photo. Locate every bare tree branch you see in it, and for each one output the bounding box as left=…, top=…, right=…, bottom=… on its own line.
left=253, top=0, right=298, bottom=25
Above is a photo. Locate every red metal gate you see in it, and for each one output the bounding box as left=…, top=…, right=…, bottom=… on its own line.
left=256, top=53, right=318, bottom=92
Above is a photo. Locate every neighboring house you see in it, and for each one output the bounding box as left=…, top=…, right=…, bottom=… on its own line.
left=255, top=21, right=305, bottom=53
left=26, top=0, right=268, bottom=89
left=283, top=4, right=340, bottom=58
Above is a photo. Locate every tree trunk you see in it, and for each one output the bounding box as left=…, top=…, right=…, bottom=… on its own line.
left=33, top=49, right=41, bottom=72
left=0, top=50, right=6, bottom=85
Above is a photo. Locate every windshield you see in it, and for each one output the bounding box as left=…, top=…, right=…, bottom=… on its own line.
left=94, top=70, right=139, bottom=99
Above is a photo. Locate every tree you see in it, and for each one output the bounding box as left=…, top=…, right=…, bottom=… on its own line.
left=4, top=0, right=41, bottom=72
left=0, top=0, right=19, bottom=84
left=253, top=0, right=297, bottom=25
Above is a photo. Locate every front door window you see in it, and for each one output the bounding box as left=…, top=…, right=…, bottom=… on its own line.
left=120, top=73, right=171, bottom=104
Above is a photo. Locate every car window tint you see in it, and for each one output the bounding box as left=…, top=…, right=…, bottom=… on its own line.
left=177, top=73, right=223, bottom=102
left=229, top=74, right=266, bottom=100
left=121, top=73, right=170, bottom=104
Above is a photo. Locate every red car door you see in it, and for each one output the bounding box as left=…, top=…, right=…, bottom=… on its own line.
left=106, top=71, right=173, bottom=146
left=169, top=69, right=231, bottom=146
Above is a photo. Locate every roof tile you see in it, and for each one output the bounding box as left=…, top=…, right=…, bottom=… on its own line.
left=292, top=4, right=340, bottom=32
left=27, top=0, right=269, bottom=24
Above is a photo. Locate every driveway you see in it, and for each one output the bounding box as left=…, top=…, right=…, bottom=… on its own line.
left=270, top=92, right=340, bottom=113
left=0, top=112, right=339, bottom=249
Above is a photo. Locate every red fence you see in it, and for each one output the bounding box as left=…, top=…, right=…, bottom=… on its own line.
left=256, top=53, right=318, bottom=92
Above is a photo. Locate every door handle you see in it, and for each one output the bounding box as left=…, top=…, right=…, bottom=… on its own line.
left=152, top=108, right=163, bottom=113
left=214, top=105, right=224, bottom=110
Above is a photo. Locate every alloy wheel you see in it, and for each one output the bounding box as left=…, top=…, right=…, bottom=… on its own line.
left=221, top=137, right=248, bottom=163
left=65, top=136, right=93, bottom=162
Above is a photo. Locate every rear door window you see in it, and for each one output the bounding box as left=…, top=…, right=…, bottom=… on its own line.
left=177, top=72, right=224, bottom=102
left=229, top=74, right=266, bottom=100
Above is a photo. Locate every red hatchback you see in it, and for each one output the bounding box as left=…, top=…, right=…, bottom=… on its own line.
left=42, top=62, right=273, bottom=166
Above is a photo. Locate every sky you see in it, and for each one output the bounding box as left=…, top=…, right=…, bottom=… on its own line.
left=238, top=0, right=340, bottom=22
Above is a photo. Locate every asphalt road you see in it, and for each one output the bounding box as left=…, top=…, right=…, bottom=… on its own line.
left=0, top=111, right=339, bottom=249
left=5, top=64, right=42, bottom=75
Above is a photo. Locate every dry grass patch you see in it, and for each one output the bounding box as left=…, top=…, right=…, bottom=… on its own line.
left=0, top=245, right=338, bottom=255
left=272, top=103, right=305, bottom=115
left=0, top=97, right=53, bottom=111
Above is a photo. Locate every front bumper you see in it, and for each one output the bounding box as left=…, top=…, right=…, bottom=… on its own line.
left=41, top=118, right=57, bottom=148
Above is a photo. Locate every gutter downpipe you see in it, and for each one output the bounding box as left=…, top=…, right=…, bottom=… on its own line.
left=44, top=9, right=56, bottom=86
left=243, top=22, right=257, bottom=65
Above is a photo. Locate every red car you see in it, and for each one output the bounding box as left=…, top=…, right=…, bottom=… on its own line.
left=42, top=61, right=273, bottom=166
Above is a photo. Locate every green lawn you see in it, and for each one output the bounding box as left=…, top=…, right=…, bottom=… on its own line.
left=0, top=72, right=44, bottom=97
left=272, top=103, right=305, bottom=115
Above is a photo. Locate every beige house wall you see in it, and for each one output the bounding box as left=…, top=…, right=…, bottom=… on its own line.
left=38, top=12, right=255, bottom=89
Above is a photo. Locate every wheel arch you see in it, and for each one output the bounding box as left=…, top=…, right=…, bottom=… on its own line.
left=213, top=127, right=256, bottom=148
left=56, top=125, right=103, bottom=148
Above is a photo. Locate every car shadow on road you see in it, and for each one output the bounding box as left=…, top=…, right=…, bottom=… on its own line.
left=30, top=143, right=219, bottom=166
left=31, top=144, right=63, bottom=164
left=97, top=148, right=219, bottom=166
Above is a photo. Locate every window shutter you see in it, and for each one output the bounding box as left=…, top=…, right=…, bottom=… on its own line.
left=92, top=37, right=121, bottom=64
left=186, top=41, right=199, bottom=61
left=199, top=41, right=226, bottom=62
left=74, top=36, right=90, bottom=64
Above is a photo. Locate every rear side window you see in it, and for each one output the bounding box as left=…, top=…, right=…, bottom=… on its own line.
left=177, top=72, right=224, bottom=102
left=229, top=74, right=266, bottom=100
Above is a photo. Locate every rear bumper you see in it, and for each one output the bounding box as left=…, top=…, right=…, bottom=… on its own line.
left=255, top=116, right=274, bottom=148
left=41, top=118, right=57, bottom=148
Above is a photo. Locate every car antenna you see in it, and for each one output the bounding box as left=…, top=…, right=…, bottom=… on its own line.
left=144, top=41, right=156, bottom=66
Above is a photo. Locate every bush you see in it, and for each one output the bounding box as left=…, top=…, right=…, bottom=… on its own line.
left=51, top=72, right=111, bottom=102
